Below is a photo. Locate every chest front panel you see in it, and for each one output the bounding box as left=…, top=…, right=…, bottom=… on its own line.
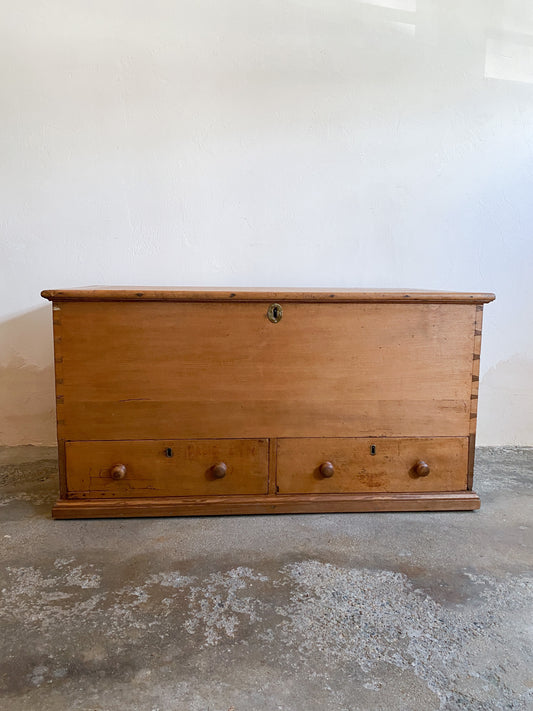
left=57, top=300, right=476, bottom=441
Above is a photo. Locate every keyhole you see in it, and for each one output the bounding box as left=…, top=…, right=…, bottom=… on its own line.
left=267, top=303, right=283, bottom=323
left=164, top=447, right=173, bottom=458
left=370, top=444, right=376, bottom=456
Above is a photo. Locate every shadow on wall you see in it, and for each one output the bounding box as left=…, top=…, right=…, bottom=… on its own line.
left=0, top=307, right=56, bottom=446
left=478, top=355, right=533, bottom=446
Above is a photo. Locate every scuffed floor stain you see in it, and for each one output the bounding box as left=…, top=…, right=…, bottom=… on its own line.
left=279, top=561, right=533, bottom=710
left=0, top=557, right=531, bottom=709
left=0, top=458, right=57, bottom=511
left=184, top=567, right=269, bottom=646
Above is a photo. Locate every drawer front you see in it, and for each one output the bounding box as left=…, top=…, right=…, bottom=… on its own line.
left=66, top=439, right=268, bottom=498
left=276, top=438, right=468, bottom=493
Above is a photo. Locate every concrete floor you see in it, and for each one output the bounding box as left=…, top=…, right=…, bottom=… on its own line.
left=0, top=447, right=531, bottom=711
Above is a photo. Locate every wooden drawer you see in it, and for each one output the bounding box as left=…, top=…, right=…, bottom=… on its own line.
left=276, top=438, right=469, bottom=494
left=65, top=439, right=269, bottom=498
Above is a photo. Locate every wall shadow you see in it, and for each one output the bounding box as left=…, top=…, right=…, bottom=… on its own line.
left=0, top=307, right=57, bottom=446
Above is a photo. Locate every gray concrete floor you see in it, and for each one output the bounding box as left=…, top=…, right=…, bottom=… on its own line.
left=0, top=446, right=531, bottom=711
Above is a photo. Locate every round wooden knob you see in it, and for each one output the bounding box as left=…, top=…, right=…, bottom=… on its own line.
left=413, top=460, right=430, bottom=477
left=320, top=461, right=335, bottom=478
left=110, top=463, right=127, bottom=480
left=211, top=462, right=227, bottom=479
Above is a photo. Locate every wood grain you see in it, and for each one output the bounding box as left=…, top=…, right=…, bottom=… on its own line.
left=52, top=491, right=481, bottom=518
left=51, top=304, right=68, bottom=497
left=65, top=439, right=269, bottom=498
left=276, top=437, right=468, bottom=493
left=468, top=305, right=485, bottom=489
left=268, top=438, right=278, bottom=494
left=41, top=287, right=496, bottom=304
left=56, top=301, right=477, bottom=440
left=469, top=306, right=484, bottom=435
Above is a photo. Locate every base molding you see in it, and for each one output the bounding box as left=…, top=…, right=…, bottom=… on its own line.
left=52, top=491, right=481, bottom=519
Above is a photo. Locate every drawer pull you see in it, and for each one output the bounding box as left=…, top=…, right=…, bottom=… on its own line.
left=211, top=462, right=227, bottom=479
left=110, top=463, right=127, bottom=480
left=319, top=461, right=335, bottom=478
left=413, top=460, right=430, bottom=478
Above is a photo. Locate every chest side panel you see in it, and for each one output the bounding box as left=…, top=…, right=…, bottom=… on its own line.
left=57, top=300, right=476, bottom=440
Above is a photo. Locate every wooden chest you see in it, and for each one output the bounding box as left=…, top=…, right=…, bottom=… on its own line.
left=41, top=287, right=495, bottom=518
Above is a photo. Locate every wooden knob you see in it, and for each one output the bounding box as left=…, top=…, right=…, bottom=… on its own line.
left=211, top=462, right=227, bottom=479
left=110, top=463, right=127, bottom=480
left=320, top=461, right=335, bottom=478
left=413, top=460, right=430, bottom=477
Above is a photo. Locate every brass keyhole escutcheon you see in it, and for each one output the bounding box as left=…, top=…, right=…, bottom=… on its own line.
left=267, top=303, right=283, bottom=323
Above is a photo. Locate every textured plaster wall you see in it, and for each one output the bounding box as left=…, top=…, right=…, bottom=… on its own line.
left=1, top=0, right=532, bottom=445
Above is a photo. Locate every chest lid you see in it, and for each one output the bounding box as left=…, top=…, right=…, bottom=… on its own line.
left=41, top=286, right=495, bottom=304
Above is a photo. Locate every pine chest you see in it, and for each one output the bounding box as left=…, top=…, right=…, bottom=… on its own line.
left=41, top=287, right=495, bottom=518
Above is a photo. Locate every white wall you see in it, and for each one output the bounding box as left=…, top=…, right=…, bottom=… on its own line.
left=1, top=0, right=532, bottom=445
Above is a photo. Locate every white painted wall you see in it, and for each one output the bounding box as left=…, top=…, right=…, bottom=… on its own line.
left=1, top=0, right=532, bottom=445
